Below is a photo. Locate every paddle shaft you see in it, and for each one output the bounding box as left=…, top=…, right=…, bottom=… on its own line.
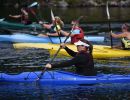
left=108, top=20, right=113, bottom=48
left=28, top=2, right=38, bottom=8
left=27, top=2, right=40, bottom=21
left=106, top=1, right=113, bottom=48
left=37, top=16, right=84, bottom=79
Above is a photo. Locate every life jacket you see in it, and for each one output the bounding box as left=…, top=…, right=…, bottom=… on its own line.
left=71, top=27, right=84, bottom=44
left=121, top=38, right=130, bottom=49
left=49, top=24, right=61, bottom=33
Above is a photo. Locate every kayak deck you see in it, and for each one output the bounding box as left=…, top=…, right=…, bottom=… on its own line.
left=1, top=70, right=130, bottom=85
left=0, top=33, right=104, bottom=43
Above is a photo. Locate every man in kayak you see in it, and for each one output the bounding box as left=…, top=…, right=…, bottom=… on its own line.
left=111, top=23, right=130, bottom=49
left=44, top=39, right=96, bottom=76
left=38, top=16, right=64, bottom=37
left=9, top=7, right=32, bottom=25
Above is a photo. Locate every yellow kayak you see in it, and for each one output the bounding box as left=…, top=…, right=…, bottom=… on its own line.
left=13, top=43, right=130, bottom=59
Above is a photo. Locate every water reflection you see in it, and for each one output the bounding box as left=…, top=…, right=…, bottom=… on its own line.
left=45, top=7, right=130, bottom=23
left=1, top=6, right=130, bottom=23
left=0, top=82, right=130, bottom=100
left=0, top=46, right=49, bottom=68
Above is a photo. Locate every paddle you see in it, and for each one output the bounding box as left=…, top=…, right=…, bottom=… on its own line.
left=29, top=2, right=48, bottom=32
left=28, top=2, right=39, bottom=8
left=0, top=18, right=5, bottom=22
left=37, top=16, right=84, bottom=80
left=28, top=2, right=41, bottom=22
left=106, top=1, right=113, bottom=48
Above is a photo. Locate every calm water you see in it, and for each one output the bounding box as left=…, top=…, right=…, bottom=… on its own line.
left=1, top=6, right=130, bottom=34
left=1, top=6, right=130, bottom=23
left=0, top=7, right=130, bottom=99
left=0, top=83, right=130, bottom=100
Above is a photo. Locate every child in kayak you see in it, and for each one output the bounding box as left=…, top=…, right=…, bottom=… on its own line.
left=44, top=39, right=96, bottom=76
left=38, top=16, right=64, bottom=37
left=111, top=23, right=130, bottom=49
left=9, top=7, right=32, bottom=25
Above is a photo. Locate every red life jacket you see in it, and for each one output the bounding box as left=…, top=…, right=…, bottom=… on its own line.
left=71, top=27, right=84, bottom=44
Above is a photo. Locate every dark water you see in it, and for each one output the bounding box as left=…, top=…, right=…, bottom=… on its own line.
left=0, top=46, right=130, bottom=100
left=0, top=7, right=130, bottom=99
left=0, top=6, right=130, bottom=34
left=1, top=6, right=130, bottom=23
left=0, top=82, right=130, bottom=100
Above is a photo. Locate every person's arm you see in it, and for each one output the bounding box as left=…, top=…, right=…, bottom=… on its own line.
left=84, top=40, right=93, bottom=54
left=111, top=33, right=127, bottom=38
left=45, top=54, right=83, bottom=69
left=21, top=9, right=28, bottom=16
left=43, top=24, right=52, bottom=29
left=9, top=15, right=21, bottom=18
left=47, top=32, right=59, bottom=36
left=60, top=43, right=77, bottom=57
left=64, top=46, right=77, bottom=57
left=60, top=30, right=74, bottom=37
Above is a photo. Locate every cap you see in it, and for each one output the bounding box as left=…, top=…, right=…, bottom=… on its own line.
left=74, top=40, right=90, bottom=47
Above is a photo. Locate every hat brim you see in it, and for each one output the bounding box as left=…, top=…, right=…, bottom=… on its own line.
left=74, top=41, right=89, bottom=47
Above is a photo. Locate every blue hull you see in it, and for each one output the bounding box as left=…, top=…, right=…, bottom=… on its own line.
left=0, top=33, right=104, bottom=43
left=1, top=70, right=130, bottom=85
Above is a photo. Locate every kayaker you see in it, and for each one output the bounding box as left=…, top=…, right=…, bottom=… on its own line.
left=9, top=7, right=32, bottom=25
left=60, top=20, right=84, bottom=44
left=111, top=23, right=130, bottom=49
left=45, top=20, right=85, bottom=44
left=44, top=39, right=96, bottom=76
left=38, top=16, right=64, bottom=37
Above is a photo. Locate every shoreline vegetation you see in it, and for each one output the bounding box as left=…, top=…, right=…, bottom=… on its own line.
left=1, top=0, right=130, bottom=8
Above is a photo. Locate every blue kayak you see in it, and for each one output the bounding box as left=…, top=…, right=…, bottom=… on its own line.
left=0, top=70, right=130, bottom=85
left=0, top=33, right=104, bottom=43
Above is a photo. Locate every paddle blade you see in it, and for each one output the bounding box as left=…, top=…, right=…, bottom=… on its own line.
left=106, top=1, right=110, bottom=20
left=0, top=18, right=5, bottom=22
left=51, top=9, right=55, bottom=21
left=28, top=2, right=39, bottom=8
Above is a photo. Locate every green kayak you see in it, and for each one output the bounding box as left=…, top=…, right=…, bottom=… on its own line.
left=0, top=19, right=43, bottom=31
